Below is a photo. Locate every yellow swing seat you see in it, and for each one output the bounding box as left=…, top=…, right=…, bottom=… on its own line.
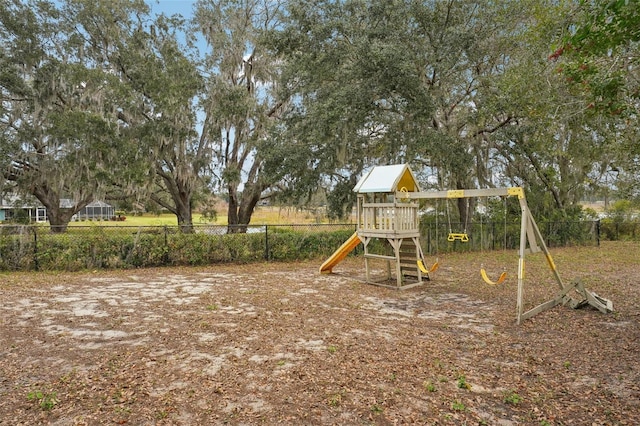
left=480, top=268, right=507, bottom=285
left=417, top=258, right=439, bottom=274
left=447, top=233, right=469, bottom=242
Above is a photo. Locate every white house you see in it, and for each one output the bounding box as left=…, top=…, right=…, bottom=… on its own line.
left=0, top=195, right=114, bottom=223
left=0, top=194, right=47, bottom=222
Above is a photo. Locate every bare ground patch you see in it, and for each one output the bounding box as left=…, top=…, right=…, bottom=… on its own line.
left=0, top=242, right=638, bottom=425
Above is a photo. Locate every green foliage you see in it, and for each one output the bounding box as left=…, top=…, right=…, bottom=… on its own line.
left=0, top=225, right=356, bottom=271
left=420, top=199, right=600, bottom=253
left=326, top=177, right=358, bottom=221
left=503, top=389, right=523, bottom=405
left=0, top=0, right=209, bottom=231
left=451, top=400, right=466, bottom=411
left=192, top=0, right=285, bottom=227
left=0, top=0, right=155, bottom=230
left=5, top=210, right=31, bottom=225
left=267, top=228, right=355, bottom=261
left=0, top=226, right=35, bottom=270
left=1, top=214, right=609, bottom=272
left=559, top=0, right=640, bottom=115
left=199, top=207, right=218, bottom=223
left=327, top=392, right=343, bottom=407
left=570, top=0, right=640, bottom=53
left=265, top=0, right=435, bottom=200
left=27, top=390, right=58, bottom=411
left=456, top=375, right=471, bottom=390
left=599, top=200, right=640, bottom=241
left=424, top=381, right=436, bottom=392
left=606, top=199, right=635, bottom=223
left=370, top=404, right=383, bottom=414
left=2, top=0, right=638, bottom=235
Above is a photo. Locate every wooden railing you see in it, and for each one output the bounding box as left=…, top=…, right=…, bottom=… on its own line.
left=360, top=203, right=418, bottom=233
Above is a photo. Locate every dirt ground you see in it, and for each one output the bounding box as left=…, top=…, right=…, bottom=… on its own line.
left=0, top=241, right=638, bottom=425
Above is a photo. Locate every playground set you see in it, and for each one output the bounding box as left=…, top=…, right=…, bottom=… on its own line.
left=319, top=164, right=613, bottom=324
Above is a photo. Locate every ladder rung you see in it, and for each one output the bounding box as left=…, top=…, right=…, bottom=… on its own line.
left=364, top=254, right=396, bottom=260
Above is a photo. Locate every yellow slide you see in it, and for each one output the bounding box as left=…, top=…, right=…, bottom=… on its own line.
left=319, top=232, right=361, bottom=274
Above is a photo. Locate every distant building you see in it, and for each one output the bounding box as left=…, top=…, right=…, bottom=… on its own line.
left=71, top=200, right=115, bottom=221
left=0, top=196, right=114, bottom=223
left=0, top=194, right=47, bottom=222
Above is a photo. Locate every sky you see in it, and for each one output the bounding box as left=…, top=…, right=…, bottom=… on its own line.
left=146, top=0, right=210, bottom=55
left=148, top=0, right=198, bottom=18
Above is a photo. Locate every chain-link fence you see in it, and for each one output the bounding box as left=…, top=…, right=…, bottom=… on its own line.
left=0, top=223, right=356, bottom=271
left=1, top=219, right=637, bottom=272
left=421, top=220, right=603, bottom=255
left=599, top=220, right=640, bottom=241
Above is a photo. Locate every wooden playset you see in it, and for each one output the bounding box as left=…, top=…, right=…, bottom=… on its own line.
left=320, top=164, right=613, bottom=324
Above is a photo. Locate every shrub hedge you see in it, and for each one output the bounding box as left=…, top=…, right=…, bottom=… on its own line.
left=0, top=225, right=357, bottom=271
left=1, top=219, right=637, bottom=272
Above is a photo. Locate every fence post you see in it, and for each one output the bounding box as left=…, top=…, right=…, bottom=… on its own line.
left=596, top=219, right=600, bottom=247
left=32, top=226, right=39, bottom=271
left=264, top=225, right=269, bottom=261
left=163, top=226, right=169, bottom=265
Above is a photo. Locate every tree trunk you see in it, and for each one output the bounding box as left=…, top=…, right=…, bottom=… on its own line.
left=154, top=171, right=195, bottom=233
left=227, top=184, right=241, bottom=233
left=176, top=202, right=194, bottom=233
left=237, top=190, right=261, bottom=229
left=47, top=207, right=75, bottom=233
left=227, top=180, right=263, bottom=234
left=455, top=179, right=475, bottom=236
left=172, top=184, right=194, bottom=233
left=32, top=183, right=91, bottom=233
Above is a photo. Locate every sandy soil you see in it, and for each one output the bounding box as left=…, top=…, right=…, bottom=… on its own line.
left=0, top=242, right=638, bottom=425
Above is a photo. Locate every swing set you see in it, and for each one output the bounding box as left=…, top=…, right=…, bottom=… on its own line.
left=401, top=186, right=613, bottom=324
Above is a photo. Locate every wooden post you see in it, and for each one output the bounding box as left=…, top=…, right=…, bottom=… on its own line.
left=387, top=238, right=403, bottom=287
left=413, top=236, right=423, bottom=283
left=516, top=197, right=528, bottom=325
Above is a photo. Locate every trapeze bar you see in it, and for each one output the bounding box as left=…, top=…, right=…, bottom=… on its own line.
left=447, top=233, right=469, bottom=242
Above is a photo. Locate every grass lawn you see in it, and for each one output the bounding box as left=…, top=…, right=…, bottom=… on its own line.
left=65, top=206, right=332, bottom=227
left=68, top=214, right=202, bottom=227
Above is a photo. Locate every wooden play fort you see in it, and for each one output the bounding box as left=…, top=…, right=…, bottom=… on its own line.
left=320, top=164, right=613, bottom=324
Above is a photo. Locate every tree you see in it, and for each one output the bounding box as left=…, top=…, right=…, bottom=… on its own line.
left=268, top=0, right=537, bottom=224
left=191, top=0, right=288, bottom=232
left=404, top=0, right=529, bottom=225
left=64, top=0, right=205, bottom=232
left=491, top=0, right=634, bottom=218
left=483, top=1, right=575, bottom=215
left=554, top=0, right=640, bottom=115
left=0, top=0, right=131, bottom=231
left=265, top=0, right=434, bottom=218
left=552, top=0, right=640, bottom=202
